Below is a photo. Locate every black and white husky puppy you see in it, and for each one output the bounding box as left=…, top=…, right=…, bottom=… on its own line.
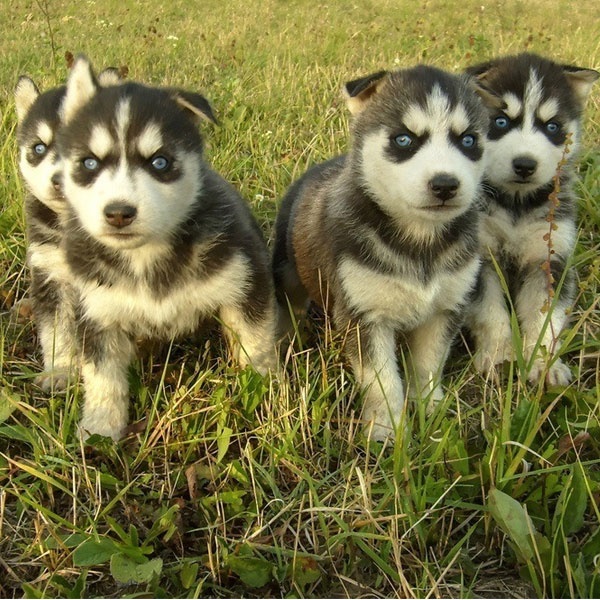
left=14, top=68, right=120, bottom=391
left=465, top=53, right=598, bottom=385
left=56, top=56, right=277, bottom=440
left=273, top=66, right=493, bottom=439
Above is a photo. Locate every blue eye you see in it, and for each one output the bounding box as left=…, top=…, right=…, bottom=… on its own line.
left=33, top=143, right=47, bottom=155
left=546, top=121, right=559, bottom=133
left=494, top=116, right=509, bottom=129
left=394, top=134, right=413, bottom=148
left=83, top=157, right=99, bottom=171
left=461, top=134, right=476, bottom=148
left=151, top=156, right=169, bottom=171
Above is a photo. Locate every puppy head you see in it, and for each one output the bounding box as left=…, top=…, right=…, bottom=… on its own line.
left=58, top=56, right=217, bottom=250
left=345, top=65, right=492, bottom=225
left=15, top=76, right=66, bottom=211
left=467, top=53, right=598, bottom=196
left=15, top=64, right=124, bottom=213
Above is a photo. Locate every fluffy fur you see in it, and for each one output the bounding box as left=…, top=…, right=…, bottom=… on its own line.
left=14, top=68, right=122, bottom=392
left=466, top=53, right=598, bottom=385
left=57, top=56, right=277, bottom=440
left=273, top=66, right=492, bottom=440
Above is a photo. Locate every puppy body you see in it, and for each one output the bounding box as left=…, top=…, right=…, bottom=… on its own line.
left=58, top=58, right=277, bottom=440
left=466, top=53, right=598, bottom=384
left=14, top=69, right=122, bottom=391
left=274, top=66, right=490, bottom=439
left=15, top=79, right=75, bottom=390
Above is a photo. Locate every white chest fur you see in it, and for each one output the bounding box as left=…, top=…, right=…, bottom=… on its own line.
left=480, top=205, right=575, bottom=266
left=338, top=256, right=479, bottom=329
left=79, top=253, right=250, bottom=337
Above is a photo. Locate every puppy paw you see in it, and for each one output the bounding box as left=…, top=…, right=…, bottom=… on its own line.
left=528, top=358, right=572, bottom=387
left=35, top=370, right=72, bottom=393
left=473, top=342, right=513, bottom=375
left=78, top=416, right=124, bottom=442
left=362, top=402, right=403, bottom=441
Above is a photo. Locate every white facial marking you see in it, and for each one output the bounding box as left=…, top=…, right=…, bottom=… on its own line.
left=88, top=125, right=114, bottom=159
left=450, top=103, right=470, bottom=134
left=502, top=93, right=522, bottom=120
left=36, top=122, right=53, bottom=145
left=115, top=98, right=131, bottom=148
left=537, top=98, right=559, bottom=123
left=136, top=122, right=163, bottom=158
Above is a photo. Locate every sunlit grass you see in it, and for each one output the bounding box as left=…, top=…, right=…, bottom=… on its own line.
left=1, top=0, right=599, bottom=597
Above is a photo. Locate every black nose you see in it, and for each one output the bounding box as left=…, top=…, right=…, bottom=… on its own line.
left=51, top=172, right=62, bottom=192
left=104, top=202, right=137, bottom=229
left=512, top=156, right=537, bottom=178
left=429, top=174, right=460, bottom=201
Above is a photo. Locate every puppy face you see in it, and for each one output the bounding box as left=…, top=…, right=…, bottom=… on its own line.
left=15, top=78, right=66, bottom=213
left=347, top=66, right=489, bottom=225
left=468, top=53, right=598, bottom=196
left=58, top=57, right=216, bottom=250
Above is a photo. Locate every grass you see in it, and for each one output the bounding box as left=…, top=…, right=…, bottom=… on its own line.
left=1, top=0, right=599, bottom=597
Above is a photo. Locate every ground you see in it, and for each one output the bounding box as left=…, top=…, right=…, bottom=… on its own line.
left=0, top=0, right=599, bottom=598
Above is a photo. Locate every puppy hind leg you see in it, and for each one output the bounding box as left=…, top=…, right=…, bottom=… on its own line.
left=31, top=270, right=78, bottom=392
left=220, top=299, right=278, bottom=376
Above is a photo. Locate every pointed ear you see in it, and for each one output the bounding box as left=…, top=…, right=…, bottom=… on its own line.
left=465, top=61, right=495, bottom=79
left=343, top=70, right=389, bottom=115
left=15, top=76, right=40, bottom=123
left=562, top=64, right=599, bottom=105
left=97, top=67, right=121, bottom=87
left=62, top=55, right=99, bottom=124
left=469, top=77, right=506, bottom=110
left=173, top=91, right=218, bottom=125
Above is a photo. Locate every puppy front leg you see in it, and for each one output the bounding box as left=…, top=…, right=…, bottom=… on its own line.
left=341, top=315, right=404, bottom=441
left=78, top=322, right=135, bottom=441
left=31, top=268, right=78, bottom=391
left=220, top=297, right=278, bottom=376
left=406, top=311, right=456, bottom=413
left=515, top=261, right=574, bottom=386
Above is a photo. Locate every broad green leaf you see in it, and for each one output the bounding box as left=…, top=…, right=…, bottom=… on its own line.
left=563, top=464, right=588, bottom=536
left=73, top=537, right=120, bottom=566
left=0, top=389, right=18, bottom=423
left=45, top=533, right=88, bottom=549
left=180, top=562, right=199, bottom=589
left=291, top=556, right=321, bottom=586
left=572, top=553, right=588, bottom=599
left=488, top=488, right=536, bottom=562
left=110, top=553, right=162, bottom=585
left=228, top=555, right=273, bottom=588
left=217, top=426, right=233, bottom=463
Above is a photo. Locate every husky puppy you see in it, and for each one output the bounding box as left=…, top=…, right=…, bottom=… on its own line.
left=14, top=68, right=121, bottom=391
left=56, top=56, right=277, bottom=440
left=273, top=66, right=492, bottom=439
left=465, top=53, right=598, bottom=385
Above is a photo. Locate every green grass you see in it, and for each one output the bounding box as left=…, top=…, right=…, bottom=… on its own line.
left=1, top=0, right=600, bottom=597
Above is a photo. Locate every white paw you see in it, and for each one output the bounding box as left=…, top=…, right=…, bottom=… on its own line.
left=473, top=342, right=513, bottom=375
left=35, top=370, right=72, bottom=393
left=78, top=416, right=124, bottom=442
left=528, top=358, right=572, bottom=387
left=362, top=401, right=403, bottom=441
